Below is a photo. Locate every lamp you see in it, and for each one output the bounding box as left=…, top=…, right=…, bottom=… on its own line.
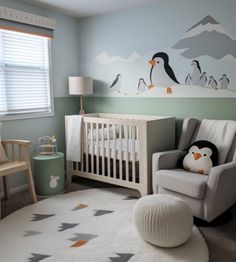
left=68, top=76, right=93, bottom=115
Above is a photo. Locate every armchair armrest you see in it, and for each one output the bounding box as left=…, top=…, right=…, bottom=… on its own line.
left=2, top=140, right=31, bottom=146
left=152, top=150, right=186, bottom=193
left=204, top=162, right=236, bottom=221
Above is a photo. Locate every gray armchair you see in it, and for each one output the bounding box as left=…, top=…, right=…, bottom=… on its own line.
left=152, top=118, right=236, bottom=222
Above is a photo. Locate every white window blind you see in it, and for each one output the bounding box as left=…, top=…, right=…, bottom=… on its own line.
left=0, top=29, right=52, bottom=119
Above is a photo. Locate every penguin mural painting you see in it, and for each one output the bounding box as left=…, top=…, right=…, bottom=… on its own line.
left=148, top=52, right=179, bottom=94
left=191, top=60, right=201, bottom=86
left=219, top=74, right=230, bottom=89
left=185, top=73, right=192, bottom=85
left=199, top=72, right=207, bottom=87
left=183, top=140, right=218, bottom=175
left=137, top=78, right=147, bottom=94
left=208, top=76, right=218, bottom=89
left=109, top=74, right=122, bottom=92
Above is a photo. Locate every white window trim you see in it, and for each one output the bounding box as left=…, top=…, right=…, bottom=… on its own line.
left=0, top=38, right=54, bottom=122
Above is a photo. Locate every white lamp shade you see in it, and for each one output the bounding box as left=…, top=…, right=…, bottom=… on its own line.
left=68, top=76, right=93, bottom=95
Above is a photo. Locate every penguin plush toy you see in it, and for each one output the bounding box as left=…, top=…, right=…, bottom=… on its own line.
left=183, top=140, right=218, bottom=175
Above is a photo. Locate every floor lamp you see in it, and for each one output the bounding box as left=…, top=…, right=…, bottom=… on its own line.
left=68, top=76, right=93, bottom=115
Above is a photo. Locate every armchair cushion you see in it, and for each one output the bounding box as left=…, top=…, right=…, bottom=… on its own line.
left=156, top=169, right=208, bottom=200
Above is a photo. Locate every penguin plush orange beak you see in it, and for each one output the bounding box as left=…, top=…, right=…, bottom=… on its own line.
left=193, top=152, right=202, bottom=160
left=148, top=59, right=156, bottom=66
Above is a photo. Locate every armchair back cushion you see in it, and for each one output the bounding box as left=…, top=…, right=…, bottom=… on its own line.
left=192, top=119, right=236, bottom=164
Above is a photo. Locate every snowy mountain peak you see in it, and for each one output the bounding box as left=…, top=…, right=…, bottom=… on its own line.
left=187, top=15, right=219, bottom=32
left=94, top=52, right=142, bottom=64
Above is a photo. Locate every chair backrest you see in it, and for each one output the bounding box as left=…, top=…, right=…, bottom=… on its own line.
left=178, top=118, right=236, bottom=165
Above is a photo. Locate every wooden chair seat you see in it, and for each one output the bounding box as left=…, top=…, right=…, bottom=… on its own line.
left=0, top=161, right=28, bottom=176
left=0, top=140, right=37, bottom=206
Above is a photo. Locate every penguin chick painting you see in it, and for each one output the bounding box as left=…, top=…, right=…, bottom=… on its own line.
left=191, top=60, right=201, bottom=86
left=183, top=140, right=218, bottom=175
left=199, top=72, right=207, bottom=87
left=137, top=78, right=147, bottom=94
left=208, top=76, right=217, bottom=89
left=219, top=74, right=230, bottom=89
left=109, top=74, right=122, bottom=92
left=148, top=52, right=179, bottom=94
left=185, top=73, right=192, bottom=85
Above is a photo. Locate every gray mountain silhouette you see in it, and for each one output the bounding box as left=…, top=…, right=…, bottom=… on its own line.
left=173, top=15, right=236, bottom=59
left=187, top=15, right=219, bottom=32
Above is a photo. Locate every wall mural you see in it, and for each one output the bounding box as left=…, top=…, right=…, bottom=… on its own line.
left=82, top=15, right=236, bottom=97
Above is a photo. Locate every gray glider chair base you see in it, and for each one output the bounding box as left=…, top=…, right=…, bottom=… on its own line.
left=153, top=118, right=236, bottom=222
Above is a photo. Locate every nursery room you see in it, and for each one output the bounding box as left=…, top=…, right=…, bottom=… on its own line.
left=0, top=0, right=236, bottom=261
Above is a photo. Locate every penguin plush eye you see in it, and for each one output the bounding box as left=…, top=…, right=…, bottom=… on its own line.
left=203, top=154, right=206, bottom=156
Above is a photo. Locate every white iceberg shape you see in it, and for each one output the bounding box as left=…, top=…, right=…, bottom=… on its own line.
left=94, top=52, right=142, bottom=64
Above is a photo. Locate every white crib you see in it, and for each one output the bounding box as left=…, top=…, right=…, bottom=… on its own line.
left=65, top=113, right=175, bottom=196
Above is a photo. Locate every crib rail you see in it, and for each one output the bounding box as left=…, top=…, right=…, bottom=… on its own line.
left=67, top=115, right=148, bottom=196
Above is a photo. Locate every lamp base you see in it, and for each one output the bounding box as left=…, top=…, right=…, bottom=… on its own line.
left=79, top=109, right=84, bottom=115
left=79, top=96, right=84, bottom=115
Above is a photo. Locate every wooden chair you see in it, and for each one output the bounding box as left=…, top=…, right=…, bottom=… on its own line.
left=0, top=140, right=37, bottom=203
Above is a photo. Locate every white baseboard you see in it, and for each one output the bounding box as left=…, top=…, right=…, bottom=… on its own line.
left=0, top=184, right=28, bottom=198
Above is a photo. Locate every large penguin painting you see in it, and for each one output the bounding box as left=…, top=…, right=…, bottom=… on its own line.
left=148, top=52, right=179, bottom=94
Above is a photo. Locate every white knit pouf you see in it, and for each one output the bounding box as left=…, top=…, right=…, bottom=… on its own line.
left=134, top=194, right=193, bottom=247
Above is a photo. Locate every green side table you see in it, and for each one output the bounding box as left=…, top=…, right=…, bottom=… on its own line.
left=33, top=152, right=65, bottom=196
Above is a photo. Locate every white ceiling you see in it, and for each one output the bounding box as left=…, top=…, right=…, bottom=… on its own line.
left=23, top=0, right=163, bottom=18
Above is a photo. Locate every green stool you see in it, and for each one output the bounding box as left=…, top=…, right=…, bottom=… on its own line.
left=33, top=152, right=65, bottom=196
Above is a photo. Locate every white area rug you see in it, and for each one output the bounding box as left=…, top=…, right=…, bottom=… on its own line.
left=0, top=188, right=209, bottom=262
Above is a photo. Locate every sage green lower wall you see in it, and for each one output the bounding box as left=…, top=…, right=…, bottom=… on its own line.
left=84, top=97, right=236, bottom=140
left=1, top=97, right=79, bottom=191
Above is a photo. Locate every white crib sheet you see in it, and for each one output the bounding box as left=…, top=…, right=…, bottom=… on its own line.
left=84, top=139, right=139, bottom=161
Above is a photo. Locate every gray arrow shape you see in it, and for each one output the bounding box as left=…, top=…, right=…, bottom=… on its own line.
left=31, top=214, right=55, bottom=222
left=109, top=253, right=134, bottom=262
left=58, top=223, right=79, bottom=232
left=69, top=233, right=98, bottom=242
left=27, top=253, right=51, bottom=262
left=93, top=210, right=114, bottom=216
left=23, top=230, right=42, bottom=237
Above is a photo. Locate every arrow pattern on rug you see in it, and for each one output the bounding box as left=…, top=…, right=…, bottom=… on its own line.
left=31, top=214, right=55, bottom=222
left=93, top=210, right=114, bottom=216
left=69, top=233, right=98, bottom=248
left=58, top=223, right=79, bottom=232
left=27, top=253, right=51, bottom=262
left=72, top=203, right=88, bottom=211
left=23, top=230, right=42, bottom=237
left=108, top=253, right=134, bottom=262
left=123, top=196, right=139, bottom=200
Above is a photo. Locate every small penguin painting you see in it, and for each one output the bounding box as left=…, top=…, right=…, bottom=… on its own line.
left=183, top=140, right=218, bottom=175
left=137, top=78, right=147, bottom=94
left=208, top=76, right=217, bottom=89
left=219, top=74, right=230, bottom=89
left=199, top=72, right=207, bottom=87
left=148, top=52, right=179, bottom=94
left=185, top=73, right=192, bottom=85
left=109, top=74, right=122, bottom=92
left=191, top=60, right=201, bottom=86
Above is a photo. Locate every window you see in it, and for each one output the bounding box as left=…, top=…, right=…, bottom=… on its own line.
left=0, top=29, right=53, bottom=120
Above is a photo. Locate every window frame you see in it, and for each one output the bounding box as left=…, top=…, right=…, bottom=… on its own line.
left=0, top=32, right=54, bottom=122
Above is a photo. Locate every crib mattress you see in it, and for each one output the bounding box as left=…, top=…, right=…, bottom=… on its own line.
left=83, top=139, right=139, bottom=161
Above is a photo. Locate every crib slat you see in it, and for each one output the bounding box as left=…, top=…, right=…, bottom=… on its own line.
left=91, top=123, right=94, bottom=173
left=102, top=123, right=105, bottom=176
left=113, top=124, right=116, bottom=178
left=132, top=126, right=136, bottom=183
left=107, top=124, right=111, bottom=177
left=85, top=122, right=89, bottom=172
left=119, top=125, right=122, bottom=180
left=125, top=125, right=129, bottom=181
left=96, top=123, right=99, bottom=175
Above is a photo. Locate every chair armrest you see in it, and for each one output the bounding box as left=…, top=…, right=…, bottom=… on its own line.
left=152, top=150, right=185, bottom=194
left=204, top=162, right=236, bottom=221
left=2, top=140, right=31, bottom=146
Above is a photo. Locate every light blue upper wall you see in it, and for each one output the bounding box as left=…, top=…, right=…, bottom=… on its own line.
left=1, top=0, right=80, bottom=97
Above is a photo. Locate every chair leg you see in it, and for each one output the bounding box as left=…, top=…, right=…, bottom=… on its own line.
left=3, top=176, right=9, bottom=200
left=26, top=167, right=37, bottom=203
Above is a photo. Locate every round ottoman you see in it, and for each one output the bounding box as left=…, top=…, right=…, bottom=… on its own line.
left=134, top=194, right=193, bottom=247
